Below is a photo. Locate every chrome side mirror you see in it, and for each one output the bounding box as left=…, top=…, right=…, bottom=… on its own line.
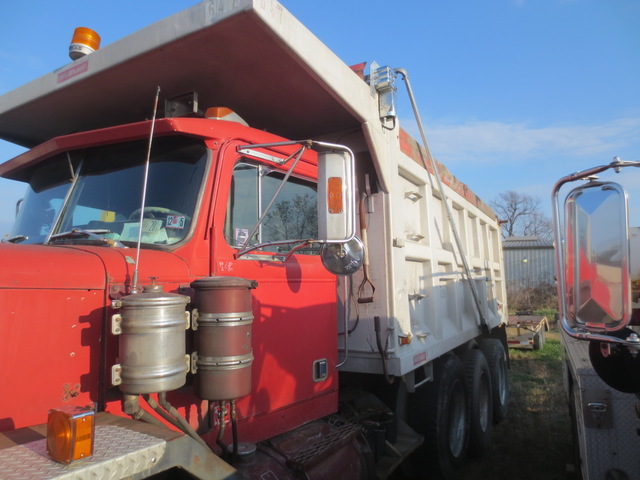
left=317, top=149, right=356, bottom=243
left=563, top=181, right=631, bottom=332
left=553, top=158, right=640, bottom=393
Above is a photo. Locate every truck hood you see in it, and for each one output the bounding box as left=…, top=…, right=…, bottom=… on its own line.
left=0, top=242, right=193, bottom=432
left=0, top=242, right=106, bottom=289
left=0, top=242, right=192, bottom=290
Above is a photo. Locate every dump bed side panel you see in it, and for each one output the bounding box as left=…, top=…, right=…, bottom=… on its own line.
left=340, top=128, right=507, bottom=376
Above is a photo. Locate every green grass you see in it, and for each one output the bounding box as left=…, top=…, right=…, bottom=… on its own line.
left=534, top=308, right=559, bottom=319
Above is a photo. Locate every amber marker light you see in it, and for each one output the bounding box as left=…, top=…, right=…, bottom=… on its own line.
left=47, top=406, right=95, bottom=464
left=69, top=27, right=101, bottom=60
left=327, top=177, right=344, bottom=214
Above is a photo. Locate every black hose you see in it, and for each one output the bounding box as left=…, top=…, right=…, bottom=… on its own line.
left=374, top=316, right=395, bottom=385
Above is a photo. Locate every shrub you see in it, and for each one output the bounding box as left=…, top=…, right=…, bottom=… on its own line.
left=507, top=282, right=557, bottom=312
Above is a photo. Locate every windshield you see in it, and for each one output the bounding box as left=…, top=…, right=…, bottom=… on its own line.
left=9, top=136, right=207, bottom=246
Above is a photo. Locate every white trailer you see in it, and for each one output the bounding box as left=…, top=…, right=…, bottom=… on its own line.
left=562, top=329, right=640, bottom=478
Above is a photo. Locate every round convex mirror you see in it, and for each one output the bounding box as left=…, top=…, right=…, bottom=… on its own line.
left=320, top=236, right=364, bottom=276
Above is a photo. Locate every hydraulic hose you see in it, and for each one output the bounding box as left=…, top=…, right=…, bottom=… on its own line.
left=142, top=394, right=183, bottom=431
left=231, top=400, right=239, bottom=463
left=374, top=316, right=394, bottom=385
left=216, top=401, right=228, bottom=455
left=123, top=394, right=165, bottom=428
left=158, top=392, right=210, bottom=449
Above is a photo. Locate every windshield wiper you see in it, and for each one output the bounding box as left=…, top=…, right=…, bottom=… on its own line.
left=5, top=235, right=28, bottom=244
left=48, top=229, right=126, bottom=248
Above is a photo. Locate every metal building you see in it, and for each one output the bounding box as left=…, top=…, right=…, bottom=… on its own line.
left=503, top=236, right=556, bottom=288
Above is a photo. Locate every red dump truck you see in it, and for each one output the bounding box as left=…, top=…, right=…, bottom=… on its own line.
left=0, top=2, right=509, bottom=478
left=553, top=160, right=640, bottom=479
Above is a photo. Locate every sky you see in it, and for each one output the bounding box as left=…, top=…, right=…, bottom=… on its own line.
left=0, top=0, right=638, bottom=237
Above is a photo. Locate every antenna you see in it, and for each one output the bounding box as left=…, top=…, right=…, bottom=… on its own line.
left=131, top=86, right=161, bottom=294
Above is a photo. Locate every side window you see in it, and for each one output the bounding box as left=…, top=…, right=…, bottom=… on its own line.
left=225, top=162, right=318, bottom=254
left=226, top=164, right=259, bottom=247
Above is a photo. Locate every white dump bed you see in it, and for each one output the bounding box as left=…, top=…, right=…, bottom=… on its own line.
left=0, top=0, right=507, bottom=377
left=340, top=130, right=506, bottom=375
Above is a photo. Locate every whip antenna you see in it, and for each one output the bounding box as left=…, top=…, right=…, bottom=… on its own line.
left=131, top=85, right=161, bottom=294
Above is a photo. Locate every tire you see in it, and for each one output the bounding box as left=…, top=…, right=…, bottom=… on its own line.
left=407, top=353, right=469, bottom=479
left=478, top=338, right=509, bottom=424
left=533, top=333, right=541, bottom=350
left=460, top=348, right=493, bottom=457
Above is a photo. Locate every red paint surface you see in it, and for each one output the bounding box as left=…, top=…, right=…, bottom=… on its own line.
left=1, top=121, right=340, bottom=445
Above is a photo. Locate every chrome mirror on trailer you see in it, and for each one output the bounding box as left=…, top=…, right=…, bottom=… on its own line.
left=553, top=158, right=640, bottom=392
left=563, top=181, right=631, bottom=333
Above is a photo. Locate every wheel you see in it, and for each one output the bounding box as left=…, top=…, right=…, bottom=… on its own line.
left=460, top=348, right=493, bottom=457
left=532, top=333, right=541, bottom=351
left=478, top=338, right=509, bottom=424
left=407, top=353, right=469, bottom=479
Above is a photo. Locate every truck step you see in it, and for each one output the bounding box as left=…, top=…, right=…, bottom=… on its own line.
left=0, top=412, right=241, bottom=480
left=273, top=418, right=362, bottom=472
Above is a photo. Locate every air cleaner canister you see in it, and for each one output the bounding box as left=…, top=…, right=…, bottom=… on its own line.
left=191, top=277, right=257, bottom=401
left=112, top=285, right=190, bottom=394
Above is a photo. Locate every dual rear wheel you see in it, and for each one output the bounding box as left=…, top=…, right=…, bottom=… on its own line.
left=407, top=339, right=509, bottom=478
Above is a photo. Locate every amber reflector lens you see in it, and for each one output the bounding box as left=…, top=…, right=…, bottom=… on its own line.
left=205, top=106, right=234, bottom=118
left=327, top=177, right=343, bottom=214
left=47, top=407, right=95, bottom=464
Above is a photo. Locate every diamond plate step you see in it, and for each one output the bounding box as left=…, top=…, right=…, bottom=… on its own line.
left=0, top=424, right=166, bottom=480
left=0, top=412, right=243, bottom=480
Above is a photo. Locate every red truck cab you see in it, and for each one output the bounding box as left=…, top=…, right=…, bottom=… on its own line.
left=0, top=115, right=342, bottom=446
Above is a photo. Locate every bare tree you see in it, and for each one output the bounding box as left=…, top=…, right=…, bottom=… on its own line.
left=491, top=191, right=553, bottom=241
left=264, top=193, right=317, bottom=240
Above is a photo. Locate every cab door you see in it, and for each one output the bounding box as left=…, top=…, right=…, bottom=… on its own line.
left=209, top=139, right=339, bottom=442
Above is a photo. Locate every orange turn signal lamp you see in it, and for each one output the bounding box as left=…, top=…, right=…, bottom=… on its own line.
left=327, top=177, right=344, bottom=214
left=47, top=406, right=95, bottom=464
left=69, top=27, right=101, bottom=61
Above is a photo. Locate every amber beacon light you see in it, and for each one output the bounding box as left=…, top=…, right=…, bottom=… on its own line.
left=46, top=406, right=95, bottom=464
left=69, top=27, right=101, bottom=60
